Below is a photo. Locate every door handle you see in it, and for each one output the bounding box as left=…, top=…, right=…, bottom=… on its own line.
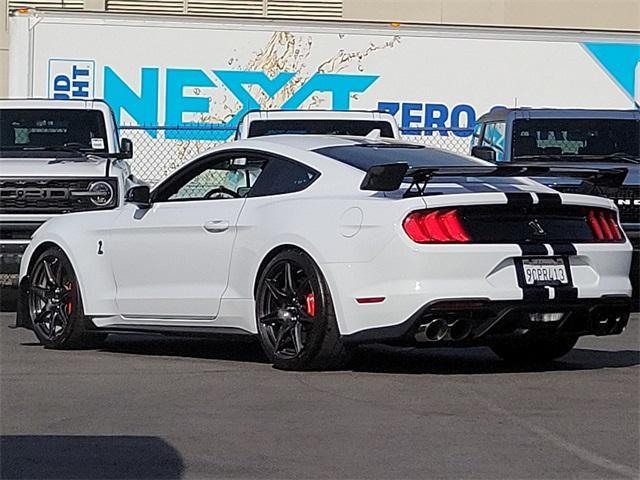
left=203, top=220, right=229, bottom=233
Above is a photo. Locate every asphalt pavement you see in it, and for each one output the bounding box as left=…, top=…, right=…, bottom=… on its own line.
left=1, top=312, right=638, bottom=479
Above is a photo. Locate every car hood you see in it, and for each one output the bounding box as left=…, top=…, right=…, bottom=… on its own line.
left=0, top=157, right=110, bottom=178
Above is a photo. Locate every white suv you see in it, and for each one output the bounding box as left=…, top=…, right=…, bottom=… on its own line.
left=235, top=110, right=401, bottom=140
left=0, top=99, right=135, bottom=285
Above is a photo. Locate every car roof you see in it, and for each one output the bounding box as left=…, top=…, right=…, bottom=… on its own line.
left=219, top=134, right=486, bottom=166
left=239, top=109, right=395, bottom=122
left=230, top=134, right=425, bottom=151
left=0, top=98, right=113, bottom=113
left=235, top=109, right=401, bottom=139
left=477, top=107, right=640, bottom=123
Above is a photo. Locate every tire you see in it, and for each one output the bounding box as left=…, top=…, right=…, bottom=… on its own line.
left=27, top=246, right=98, bottom=349
left=255, top=249, right=350, bottom=371
left=490, top=335, right=578, bottom=363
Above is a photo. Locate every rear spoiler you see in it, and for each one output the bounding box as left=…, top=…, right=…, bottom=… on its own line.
left=360, top=163, right=628, bottom=197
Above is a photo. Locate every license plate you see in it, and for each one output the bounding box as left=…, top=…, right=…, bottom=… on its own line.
left=521, top=257, right=569, bottom=286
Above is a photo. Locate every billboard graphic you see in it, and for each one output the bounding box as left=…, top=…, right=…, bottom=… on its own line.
left=48, top=59, right=95, bottom=100
left=30, top=25, right=638, bottom=142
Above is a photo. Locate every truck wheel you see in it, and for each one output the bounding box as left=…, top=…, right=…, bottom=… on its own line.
left=255, top=249, right=350, bottom=371
left=490, top=335, right=578, bottom=363
left=27, top=247, right=96, bottom=349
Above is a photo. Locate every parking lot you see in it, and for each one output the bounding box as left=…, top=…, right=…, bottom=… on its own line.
left=1, top=311, right=638, bottom=479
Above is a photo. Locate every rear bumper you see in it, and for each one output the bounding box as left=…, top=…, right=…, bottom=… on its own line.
left=625, top=227, right=639, bottom=307
left=342, top=296, right=631, bottom=346
left=322, top=236, right=632, bottom=336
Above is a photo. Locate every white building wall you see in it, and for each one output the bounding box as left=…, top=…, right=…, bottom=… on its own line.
left=1, top=0, right=8, bottom=97
left=0, top=0, right=638, bottom=97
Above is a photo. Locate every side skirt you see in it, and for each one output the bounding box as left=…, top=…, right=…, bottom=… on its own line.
left=86, top=321, right=256, bottom=341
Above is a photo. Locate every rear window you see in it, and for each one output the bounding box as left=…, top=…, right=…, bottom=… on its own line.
left=247, top=119, right=395, bottom=138
left=315, top=144, right=486, bottom=171
left=0, top=109, right=108, bottom=154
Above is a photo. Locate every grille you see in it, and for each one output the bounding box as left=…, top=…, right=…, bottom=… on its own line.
left=555, top=185, right=639, bottom=224
left=0, top=178, right=118, bottom=214
left=0, top=222, right=44, bottom=241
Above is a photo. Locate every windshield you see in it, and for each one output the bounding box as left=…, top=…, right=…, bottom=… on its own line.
left=315, top=144, right=487, bottom=171
left=512, top=118, right=639, bottom=159
left=248, top=119, right=395, bottom=138
left=0, top=109, right=108, bottom=156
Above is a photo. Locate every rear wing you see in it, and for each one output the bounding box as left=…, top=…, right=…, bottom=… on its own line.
left=359, top=163, right=628, bottom=197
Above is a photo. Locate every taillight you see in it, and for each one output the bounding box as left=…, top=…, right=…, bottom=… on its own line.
left=403, top=209, right=471, bottom=243
left=587, top=209, right=623, bottom=242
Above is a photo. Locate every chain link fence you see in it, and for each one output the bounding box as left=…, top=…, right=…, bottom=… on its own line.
left=408, top=129, right=472, bottom=153
left=1, top=274, right=17, bottom=287
left=120, top=125, right=473, bottom=185
left=121, top=126, right=233, bottom=185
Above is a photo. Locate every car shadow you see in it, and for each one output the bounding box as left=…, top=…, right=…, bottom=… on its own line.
left=0, top=435, right=184, bottom=479
left=349, top=345, right=640, bottom=375
left=99, top=335, right=270, bottom=365
left=92, top=334, right=640, bottom=375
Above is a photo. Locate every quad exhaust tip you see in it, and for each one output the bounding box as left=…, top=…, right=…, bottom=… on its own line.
left=449, top=319, right=473, bottom=341
left=591, top=315, right=624, bottom=336
left=424, top=318, right=448, bottom=342
left=415, top=318, right=473, bottom=343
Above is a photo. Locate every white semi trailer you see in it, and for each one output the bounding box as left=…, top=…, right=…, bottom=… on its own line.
left=8, top=8, right=639, bottom=143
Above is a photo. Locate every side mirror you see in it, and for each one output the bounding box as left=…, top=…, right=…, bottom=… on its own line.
left=126, top=185, right=151, bottom=207
left=119, top=138, right=134, bottom=159
left=471, top=145, right=496, bottom=162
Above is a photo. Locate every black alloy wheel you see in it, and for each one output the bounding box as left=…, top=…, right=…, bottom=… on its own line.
left=256, top=249, right=349, bottom=370
left=28, top=247, right=99, bottom=349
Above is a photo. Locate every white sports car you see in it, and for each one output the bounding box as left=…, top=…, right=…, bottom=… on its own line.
left=16, top=136, right=632, bottom=370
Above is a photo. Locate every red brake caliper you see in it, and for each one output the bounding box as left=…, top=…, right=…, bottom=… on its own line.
left=305, top=293, right=316, bottom=317
left=64, top=282, right=73, bottom=315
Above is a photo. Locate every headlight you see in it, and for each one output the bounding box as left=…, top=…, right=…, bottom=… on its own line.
left=88, top=181, right=115, bottom=206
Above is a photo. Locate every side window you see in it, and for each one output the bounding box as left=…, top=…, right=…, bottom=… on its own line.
left=471, top=122, right=483, bottom=148
left=153, top=154, right=266, bottom=202
left=481, top=122, right=506, bottom=161
left=248, top=158, right=318, bottom=197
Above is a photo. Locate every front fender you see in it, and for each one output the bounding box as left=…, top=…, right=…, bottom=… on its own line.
left=20, top=212, right=121, bottom=317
